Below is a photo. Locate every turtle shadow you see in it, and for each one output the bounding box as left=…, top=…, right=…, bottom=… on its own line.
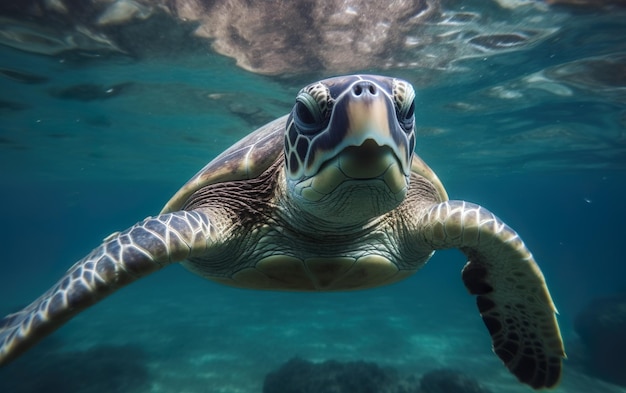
left=0, top=336, right=149, bottom=393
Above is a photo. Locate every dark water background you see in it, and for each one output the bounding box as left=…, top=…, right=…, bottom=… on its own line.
left=0, top=0, right=625, bottom=392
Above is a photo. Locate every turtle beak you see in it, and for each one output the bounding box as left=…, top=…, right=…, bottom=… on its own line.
left=339, top=81, right=410, bottom=178
left=337, top=140, right=396, bottom=179
left=344, top=82, right=393, bottom=143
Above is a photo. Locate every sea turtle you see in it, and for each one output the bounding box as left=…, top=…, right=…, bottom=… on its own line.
left=0, top=75, right=565, bottom=388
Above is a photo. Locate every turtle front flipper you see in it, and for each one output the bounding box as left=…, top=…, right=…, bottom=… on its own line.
left=0, top=210, right=216, bottom=366
left=418, top=200, right=565, bottom=389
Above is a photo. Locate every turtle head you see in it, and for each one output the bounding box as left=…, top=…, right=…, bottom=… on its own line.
left=284, top=75, right=416, bottom=224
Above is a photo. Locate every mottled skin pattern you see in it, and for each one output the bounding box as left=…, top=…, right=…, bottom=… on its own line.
left=0, top=75, right=565, bottom=389
left=419, top=202, right=565, bottom=387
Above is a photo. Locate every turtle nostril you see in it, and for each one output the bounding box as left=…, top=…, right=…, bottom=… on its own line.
left=352, top=82, right=377, bottom=97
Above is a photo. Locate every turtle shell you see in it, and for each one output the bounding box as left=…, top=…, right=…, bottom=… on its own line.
left=411, top=154, right=448, bottom=202
left=161, top=115, right=288, bottom=214
left=161, top=114, right=448, bottom=214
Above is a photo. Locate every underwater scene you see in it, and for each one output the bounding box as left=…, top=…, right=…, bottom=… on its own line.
left=0, top=0, right=625, bottom=392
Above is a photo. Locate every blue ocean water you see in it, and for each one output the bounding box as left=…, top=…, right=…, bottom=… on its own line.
left=0, top=1, right=625, bottom=392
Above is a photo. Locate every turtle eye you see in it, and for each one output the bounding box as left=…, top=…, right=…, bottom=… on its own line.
left=393, top=79, right=416, bottom=132
left=403, top=100, right=415, bottom=121
left=294, top=93, right=323, bottom=132
left=293, top=82, right=331, bottom=134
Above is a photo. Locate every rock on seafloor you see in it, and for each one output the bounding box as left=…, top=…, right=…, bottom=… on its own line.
left=574, top=292, right=626, bottom=387
left=263, top=357, right=492, bottom=393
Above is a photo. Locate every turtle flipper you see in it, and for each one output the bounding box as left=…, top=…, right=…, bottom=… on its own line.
left=0, top=210, right=216, bottom=366
left=419, top=200, right=565, bottom=389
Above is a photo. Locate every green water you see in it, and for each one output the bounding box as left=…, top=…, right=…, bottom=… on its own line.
left=0, top=1, right=625, bottom=392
